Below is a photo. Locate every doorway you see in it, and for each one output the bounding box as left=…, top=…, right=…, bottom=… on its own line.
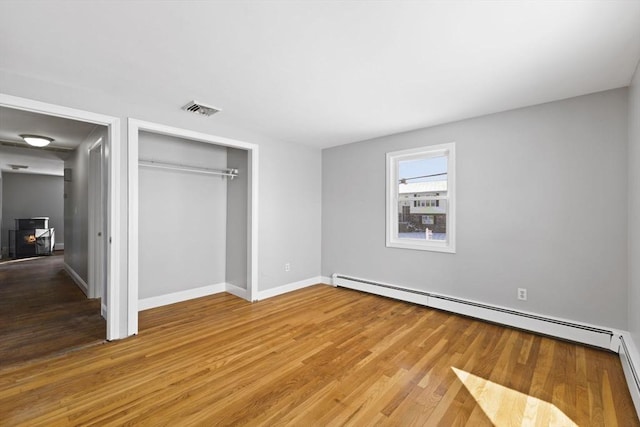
left=0, top=93, right=122, bottom=340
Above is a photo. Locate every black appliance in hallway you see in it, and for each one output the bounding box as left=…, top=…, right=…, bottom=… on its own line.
left=8, top=217, right=55, bottom=258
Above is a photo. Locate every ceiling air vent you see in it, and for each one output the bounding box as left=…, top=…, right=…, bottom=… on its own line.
left=182, top=100, right=221, bottom=117
left=9, top=164, right=29, bottom=170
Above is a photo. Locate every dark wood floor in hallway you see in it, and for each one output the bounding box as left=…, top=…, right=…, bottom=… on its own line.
left=0, top=253, right=105, bottom=367
left=0, top=284, right=637, bottom=426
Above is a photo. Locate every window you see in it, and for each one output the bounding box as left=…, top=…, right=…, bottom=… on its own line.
left=386, top=142, right=456, bottom=253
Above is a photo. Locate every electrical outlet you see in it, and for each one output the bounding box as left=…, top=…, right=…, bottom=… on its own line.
left=284, top=263, right=290, bottom=272
left=517, top=288, right=527, bottom=301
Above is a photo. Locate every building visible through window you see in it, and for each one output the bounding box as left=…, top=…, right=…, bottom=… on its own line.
left=398, top=177, right=447, bottom=239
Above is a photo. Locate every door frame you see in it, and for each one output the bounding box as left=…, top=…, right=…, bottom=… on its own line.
left=127, top=118, right=259, bottom=336
left=88, top=137, right=106, bottom=302
left=0, top=93, right=122, bottom=340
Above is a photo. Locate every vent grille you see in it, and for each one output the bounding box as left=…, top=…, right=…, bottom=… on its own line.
left=182, top=101, right=221, bottom=117
left=8, top=164, right=29, bottom=170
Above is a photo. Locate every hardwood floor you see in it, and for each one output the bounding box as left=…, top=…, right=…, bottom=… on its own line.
left=0, top=285, right=637, bottom=426
left=0, top=253, right=105, bottom=367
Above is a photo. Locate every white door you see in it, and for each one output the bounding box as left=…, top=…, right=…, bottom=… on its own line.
left=88, top=139, right=106, bottom=305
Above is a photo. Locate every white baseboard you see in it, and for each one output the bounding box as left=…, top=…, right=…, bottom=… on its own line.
left=332, top=273, right=616, bottom=351
left=136, top=277, right=322, bottom=310
left=63, top=262, right=88, bottom=296
left=256, top=276, right=326, bottom=300
left=320, top=276, right=333, bottom=286
left=139, top=282, right=226, bottom=311
left=136, top=276, right=326, bottom=307
left=619, top=332, right=640, bottom=416
left=225, top=283, right=249, bottom=300
left=55, top=242, right=64, bottom=250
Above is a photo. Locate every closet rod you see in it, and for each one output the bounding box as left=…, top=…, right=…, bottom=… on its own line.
left=139, top=159, right=238, bottom=179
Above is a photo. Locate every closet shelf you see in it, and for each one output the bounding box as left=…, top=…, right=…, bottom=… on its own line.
left=139, top=159, right=238, bottom=179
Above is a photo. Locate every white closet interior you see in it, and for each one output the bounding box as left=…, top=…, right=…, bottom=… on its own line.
left=137, top=131, right=248, bottom=304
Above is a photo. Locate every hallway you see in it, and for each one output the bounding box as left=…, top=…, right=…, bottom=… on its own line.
left=0, top=253, right=105, bottom=367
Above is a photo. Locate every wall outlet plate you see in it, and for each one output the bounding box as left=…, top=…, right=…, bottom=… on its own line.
left=517, top=288, right=527, bottom=301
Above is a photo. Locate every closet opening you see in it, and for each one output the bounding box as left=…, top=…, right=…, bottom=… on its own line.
left=127, top=119, right=258, bottom=336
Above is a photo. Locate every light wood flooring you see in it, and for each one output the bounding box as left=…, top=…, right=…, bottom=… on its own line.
left=0, top=284, right=637, bottom=426
left=0, top=253, right=105, bottom=367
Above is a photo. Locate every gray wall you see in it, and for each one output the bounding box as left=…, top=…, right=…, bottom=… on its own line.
left=226, top=147, right=248, bottom=289
left=629, top=65, right=640, bottom=345
left=65, top=126, right=106, bottom=282
left=322, top=88, right=629, bottom=329
left=260, top=140, right=322, bottom=288
left=1, top=172, right=64, bottom=253
left=138, top=132, right=228, bottom=299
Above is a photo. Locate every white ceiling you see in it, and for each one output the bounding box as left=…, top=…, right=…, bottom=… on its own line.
left=0, top=107, right=97, bottom=150
left=0, top=1, right=639, bottom=149
left=0, top=107, right=98, bottom=175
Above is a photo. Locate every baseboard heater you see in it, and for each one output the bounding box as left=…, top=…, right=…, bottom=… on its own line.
left=332, top=274, right=616, bottom=351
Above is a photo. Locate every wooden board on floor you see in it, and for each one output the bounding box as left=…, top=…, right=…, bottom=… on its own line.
left=0, top=253, right=105, bottom=367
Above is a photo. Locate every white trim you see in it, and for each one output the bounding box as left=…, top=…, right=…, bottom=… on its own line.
left=63, top=262, right=88, bottom=296
left=138, top=283, right=226, bottom=311
left=256, top=276, right=326, bottom=300
left=88, top=137, right=104, bottom=300
left=107, top=117, right=121, bottom=341
left=248, top=148, right=259, bottom=302
left=129, top=119, right=260, bottom=151
left=225, top=283, right=249, bottom=300
left=55, top=243, right=65, bottom=250
left=320, top=276, right=334, bottom=286
left=386, top=142, right=456, bottom=253
left=619, top=332, right=640, bottom=417
left=332, top=274, right=615, bottom=350
left=88, top=137, right=103, bottom=152
left=127, top=120, right=139, bottom=335
left=127, top=119, right=259, bottom=334
left=0, top=94, right=122, bottom=341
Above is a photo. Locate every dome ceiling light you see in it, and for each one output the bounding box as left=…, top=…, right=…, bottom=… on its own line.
left=20, top=134, right=54, bottom=147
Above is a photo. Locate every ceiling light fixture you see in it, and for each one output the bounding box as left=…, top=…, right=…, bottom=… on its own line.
left=20, top=134, right=54, bottom=147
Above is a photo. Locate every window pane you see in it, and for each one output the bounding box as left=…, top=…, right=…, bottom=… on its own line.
left=397, top=199, right=447, bottom=241
left=397, top=155, right=448, bottom=241
left=398, top=155, right=447, bottom=188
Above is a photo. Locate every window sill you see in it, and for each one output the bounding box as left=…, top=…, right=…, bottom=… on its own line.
left=386, top=239, right=456, bottom=253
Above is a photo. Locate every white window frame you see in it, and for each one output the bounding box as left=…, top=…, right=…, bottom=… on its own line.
left=386, top=142, right=456, bottom=253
